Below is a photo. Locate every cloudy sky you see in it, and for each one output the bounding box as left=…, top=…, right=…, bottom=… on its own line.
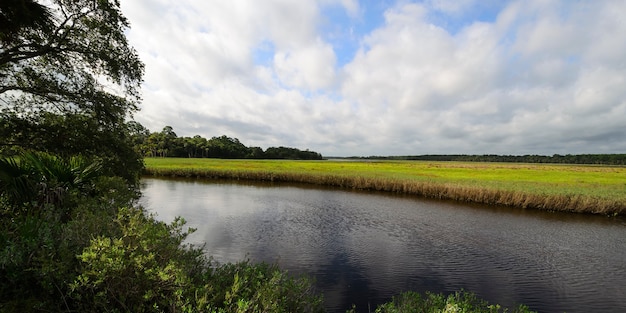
left=121, top=0, right=626, bottom=157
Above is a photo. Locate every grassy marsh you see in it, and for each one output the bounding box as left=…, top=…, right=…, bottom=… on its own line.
left=144, top=158, right=626, bottom=215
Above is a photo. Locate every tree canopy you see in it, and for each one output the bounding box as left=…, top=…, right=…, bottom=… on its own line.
left=0, top=0, right=145, bottom=181
left=0, top=0, right=55, bottom=43
left=1, top=0, right=143, bottom=120
left=137, top=126, right=324, bottom=160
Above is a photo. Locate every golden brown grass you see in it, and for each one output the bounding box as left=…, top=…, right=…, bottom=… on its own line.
left=144, top=158, right=626, bottom=216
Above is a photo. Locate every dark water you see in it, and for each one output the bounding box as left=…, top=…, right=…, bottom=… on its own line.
left=140, top=178, right=626, bottom=313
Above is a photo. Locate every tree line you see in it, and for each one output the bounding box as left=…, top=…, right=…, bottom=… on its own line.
left=348, top=154, right=626, bottom=165
left=131, top=125, right=324, bottom=160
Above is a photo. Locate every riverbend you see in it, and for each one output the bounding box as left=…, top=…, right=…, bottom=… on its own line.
left=140, top=177, right=626, bottom=312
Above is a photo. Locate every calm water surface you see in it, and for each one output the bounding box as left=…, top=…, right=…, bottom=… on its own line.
left=140, top=178, right=626, bottom=313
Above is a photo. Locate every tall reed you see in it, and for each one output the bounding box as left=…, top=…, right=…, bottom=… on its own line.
left=143, top=166, right=625, bottom=216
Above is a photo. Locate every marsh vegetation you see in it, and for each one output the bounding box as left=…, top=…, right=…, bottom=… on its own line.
left=144, top=158, right=626, bottom=216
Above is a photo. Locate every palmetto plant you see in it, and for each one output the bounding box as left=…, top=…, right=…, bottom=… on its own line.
left=0, top=151, right=102, bottom=209
left=0, top=156, right=34, bottom=206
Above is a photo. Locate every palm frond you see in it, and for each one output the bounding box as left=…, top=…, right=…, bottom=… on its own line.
left=0, top=152, right=104, bottom=208
left=0, top=156, right=36, bottom=205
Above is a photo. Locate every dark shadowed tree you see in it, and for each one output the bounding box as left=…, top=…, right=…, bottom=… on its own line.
left=0, top=0, right=143, bottom=119
left=0, top=0, right=55, bottom=44
left=0, top=0, right=145, bottom=181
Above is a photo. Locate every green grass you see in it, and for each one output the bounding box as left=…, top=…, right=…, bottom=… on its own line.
left=144, top=158, right=626, bottom=215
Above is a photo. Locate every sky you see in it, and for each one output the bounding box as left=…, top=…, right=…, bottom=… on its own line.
left=121, top=0, right=626, bottom=157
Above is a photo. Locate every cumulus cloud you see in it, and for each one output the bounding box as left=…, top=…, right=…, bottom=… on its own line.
left=121, top=0, right=626, bottom=156
left=274, top=39, right=337, bottom=90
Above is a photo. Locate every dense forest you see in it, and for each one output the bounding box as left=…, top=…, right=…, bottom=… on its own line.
left=131, top=125, right=324, bottom=160
left=347, top=154, right=626, bottom=165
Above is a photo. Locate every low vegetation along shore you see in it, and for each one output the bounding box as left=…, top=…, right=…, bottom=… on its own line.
left=144, top=158, right=626, bottom=216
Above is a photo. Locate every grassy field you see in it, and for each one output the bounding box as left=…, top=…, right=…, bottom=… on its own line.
left=143, top=158, right=626, bottom=215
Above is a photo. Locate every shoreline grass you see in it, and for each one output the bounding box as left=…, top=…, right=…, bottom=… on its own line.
left=143, top=158, right=626, bottom=216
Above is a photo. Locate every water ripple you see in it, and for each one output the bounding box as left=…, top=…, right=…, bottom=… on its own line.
left=141, top=178, right=626, bottom=313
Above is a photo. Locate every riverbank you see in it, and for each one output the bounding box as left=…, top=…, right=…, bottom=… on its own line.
left=143, top=158, right=626, bottom=216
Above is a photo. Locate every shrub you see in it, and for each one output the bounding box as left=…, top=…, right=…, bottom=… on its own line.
left=0, top=170, right=139, bottom=312
left=68, top=206, right=325, bottom=313
left=0, top=204, right=66, bottom=311
left=360, top=290, right=536, bottom=313
left=200, top=260, right=325, bottom=313
left=70, top=207, right=204, bottom=312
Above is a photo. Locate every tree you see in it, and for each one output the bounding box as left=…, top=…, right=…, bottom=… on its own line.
left=0, top=110, right=145, bottom=182
left=0, top=0, right=145, bottom=181
left=264, top=146, right=323, bottom=160
left=206, top=135, right=250, bottom=158
left=126, top=120, right=150, bottom=154
left=1, top=0, right=143, bottom=119
left=0, top=0, right=55, bottom=44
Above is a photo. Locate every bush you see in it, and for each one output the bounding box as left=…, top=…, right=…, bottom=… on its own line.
left=0, top=204, right=65, bottom=311
left=0, top=168, right=139, bottom=312
left=70, top=207, right=204, bottom=312
left=360, top=290, right=536, bottom=313
left=201, top=261, right=325, bottom=313
left=70, top=207, right=325, bottom=313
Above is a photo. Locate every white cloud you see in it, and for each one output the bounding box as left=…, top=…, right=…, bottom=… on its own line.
left=121, top=0, right=626, bottom=156
left=572, top=67, right=626, bottom=117
left=273, top=39, right=337, bottom=90
left=340, top=2, right=505, bottom=153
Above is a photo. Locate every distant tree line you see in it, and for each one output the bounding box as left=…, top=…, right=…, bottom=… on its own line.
left=347, top=154, right=626, bottom=165
left=131, top=125, right=324, bottom=160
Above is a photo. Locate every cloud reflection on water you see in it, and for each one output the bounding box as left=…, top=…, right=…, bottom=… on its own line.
left=140, top=178, right=626, bottom=313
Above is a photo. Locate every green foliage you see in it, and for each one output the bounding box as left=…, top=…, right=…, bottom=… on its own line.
left=264, top=146, right=323, bottom=160
left=139, top=125, right=324, bottom=160
left=70, top=206, right=324, bottom=313
left=70, top=207, right=205, bottom=312
left=0, top=156, right=34, bottom=206
left=0, top=205, right=67, bottom=312
left=203, top=261, right=325, bottom=313
left=0, top=0, right=144, bottom=117
left=0, top=171, right=138, bottom=312
left=0, top=111, right=145, bottom=183
left=0, top=152, right=102, bottom=211
left=351, top=290, right=535, bottom=313
left=1, top=0, right=146, bottom=183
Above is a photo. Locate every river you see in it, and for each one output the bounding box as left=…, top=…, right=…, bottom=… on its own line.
left=140, top=177, right=626, bottom=312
